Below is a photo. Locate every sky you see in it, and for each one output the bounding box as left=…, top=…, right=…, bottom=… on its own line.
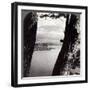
left=36, top=12, right=66, bottom=44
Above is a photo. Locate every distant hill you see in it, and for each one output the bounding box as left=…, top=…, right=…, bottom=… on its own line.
left=34, top=43, right=61, bottom=51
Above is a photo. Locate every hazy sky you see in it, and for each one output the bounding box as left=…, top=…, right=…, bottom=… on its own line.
left=36, top=12, right=66, bottom=44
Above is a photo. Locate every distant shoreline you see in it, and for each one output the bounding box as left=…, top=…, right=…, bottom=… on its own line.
left=34, top=43, right=61, bottom=51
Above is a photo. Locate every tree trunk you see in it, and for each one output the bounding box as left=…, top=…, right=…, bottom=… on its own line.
left=52, top=14, right=78, bottom=75
left=23, top=12, right=37, bottom=77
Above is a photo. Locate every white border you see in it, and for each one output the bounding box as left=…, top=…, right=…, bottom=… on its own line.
left=18, top=5, right=86, bottom=84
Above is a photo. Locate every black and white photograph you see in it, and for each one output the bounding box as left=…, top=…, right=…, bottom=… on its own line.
left=11, top=2, right=88, bottom=87
left=22, top=11, right=80, bottom=77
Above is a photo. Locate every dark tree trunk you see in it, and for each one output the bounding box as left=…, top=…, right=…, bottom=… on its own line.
left=23, top=12, right=37, bottom=77
left=52, top=14, right=78, bottom=75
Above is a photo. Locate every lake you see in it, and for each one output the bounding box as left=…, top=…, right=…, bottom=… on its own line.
left=29, top=46, right=61, bottom=77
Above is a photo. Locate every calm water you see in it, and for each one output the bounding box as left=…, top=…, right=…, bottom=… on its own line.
left=29, top=46, right=61, bottom=77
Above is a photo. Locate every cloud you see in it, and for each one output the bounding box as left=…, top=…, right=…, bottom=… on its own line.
left=36, top=30, right=64, bottom=44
